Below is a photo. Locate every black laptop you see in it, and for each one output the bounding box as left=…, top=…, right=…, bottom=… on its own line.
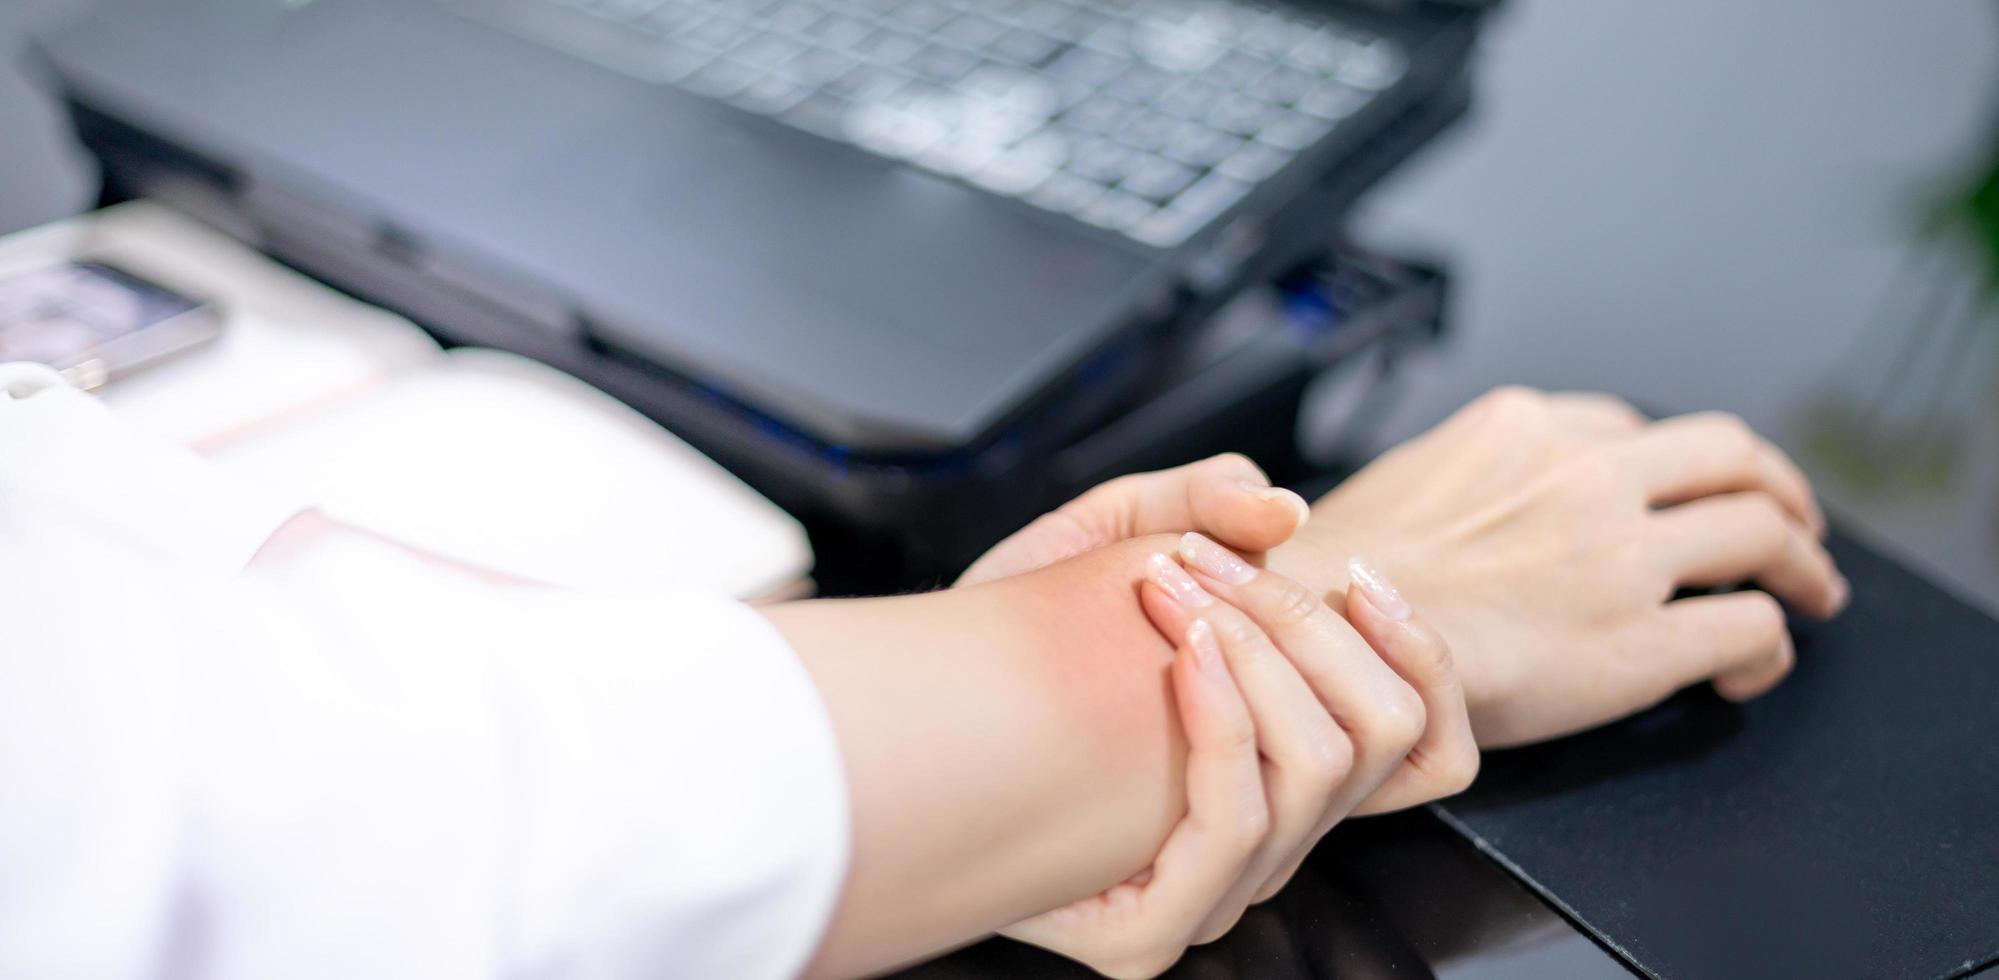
left=33, top=0, right=1484, bottom=454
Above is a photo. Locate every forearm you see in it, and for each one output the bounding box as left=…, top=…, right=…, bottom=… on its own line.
left=765, top=535, right=1193, bottom=977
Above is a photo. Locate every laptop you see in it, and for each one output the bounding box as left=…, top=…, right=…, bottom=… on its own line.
left=33, top=0, right=1487, bottom=549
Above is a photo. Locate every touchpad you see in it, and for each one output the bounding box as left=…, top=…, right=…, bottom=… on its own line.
left=1437, top=534, right=1999, bottom=980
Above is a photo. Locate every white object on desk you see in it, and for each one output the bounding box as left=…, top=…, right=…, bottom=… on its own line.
left=0, top=203, right=812, bottom=598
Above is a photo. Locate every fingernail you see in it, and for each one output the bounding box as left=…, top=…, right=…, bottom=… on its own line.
left=1347, top=557, right=1411, bottom=621
left=1148, top=552, right=1214, bottom=608
left=1242, top=480, right=1312, bottom=527
left=1179, top=532, right=1258, bottom=586
left=1187, top=619, right=1228, bottom=683
left=1829, top=574, right=1851, bottom=613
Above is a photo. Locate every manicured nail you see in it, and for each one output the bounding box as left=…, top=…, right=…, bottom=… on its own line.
left=1187, top=619, right=1228, bottom=683
left=1179, top=532, right=1258, bottom=586
left=1347, top=557, right=1410, bottom=621
left=1241, top=480, right=1312, bottom=528
left=1148, top=552, right=1214, bottom=608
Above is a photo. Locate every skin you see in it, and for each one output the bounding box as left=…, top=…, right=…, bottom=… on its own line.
left=768, top=537, right=1197, bottom=977
left=770, top=533, right=1472, bottom=978
left=1262, top=387, right=1848, bottom=746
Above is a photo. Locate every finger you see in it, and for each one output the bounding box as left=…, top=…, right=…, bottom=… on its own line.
left=1174, top=533, right=1422, bottom=908
left=1342, top=559, right=1480, bottom=817
left=1138, top=577, right=1353, bottom=943
left=1176, top=535, right=1424, bottom=800
left=1650, top=492, right=1849, bottom=619
left=1137, top=623, right=1269, bottom=953
left=1184, top=465, right=1312, bottom=556
left=1657, top=591, right=1798, bottom=701
left=1545, top=391, right=1648, bottom=438
left=1619, top=412, right=1827, bottom=537
left=956, top=454, right=1306, bottom=585
left=1245, top=559, right=1474, bottom=902
left=1085, top=453, right=1301, bottom=551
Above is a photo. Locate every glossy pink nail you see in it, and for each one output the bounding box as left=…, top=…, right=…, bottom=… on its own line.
left=1240, top=480, right=1312, bottom=527
left=1347, top=557, right=1411, bottom=621
left=1148, top=552, right=1214, bottom=608
left=1179, top=532, right=1258, bottom=586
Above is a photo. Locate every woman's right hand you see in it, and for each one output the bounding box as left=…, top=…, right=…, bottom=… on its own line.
left=1001, top=538, right=1476, bottom=978
left=1269, top=386, right=1849, bottom=748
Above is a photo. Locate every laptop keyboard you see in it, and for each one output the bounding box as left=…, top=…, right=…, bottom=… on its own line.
left=447, top=0, right=1406, bottom=248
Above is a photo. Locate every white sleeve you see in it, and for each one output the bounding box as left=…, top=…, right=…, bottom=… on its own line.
left=0, top=368, right=851, bottom=980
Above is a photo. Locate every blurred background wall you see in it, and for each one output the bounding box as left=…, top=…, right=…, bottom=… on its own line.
left=4, top=0, right=1996, bottom=605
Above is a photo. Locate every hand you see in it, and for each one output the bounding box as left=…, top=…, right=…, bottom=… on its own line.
left=1268, top=386, right=1850, bottom=748
left=1003, top=537, right=1475, bottom=977
left=958, top=454, right=1312, bottom=586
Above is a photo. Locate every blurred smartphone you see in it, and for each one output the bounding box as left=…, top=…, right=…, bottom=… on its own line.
left=0, top=259, right=220, bottom=390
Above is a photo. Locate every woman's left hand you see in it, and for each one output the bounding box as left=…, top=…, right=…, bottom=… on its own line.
left=1001, top=541, right=1475, bottom=976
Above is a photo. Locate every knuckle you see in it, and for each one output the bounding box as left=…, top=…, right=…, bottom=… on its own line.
left=1738, top=591, right=1788, bottom=643
left=1594, top=393, right=1647, bottom=428
left=1742, top=490, right=1788, bottom=526
left=1735, top=493, right=1792, bottom=551
left=1203, top=451, right=1266, bottom=484
left=1478, top=385, right=1546, bottom=422
left=1084, top=473, right=1145, bottom=508
left=1225, top=805, right=1273, bottom=853
left=1404, top=628, right=1457, bottom=684
left=1699, top=411, right=1760, bottom=463
left=1292, top=725, right=1355, bottom=795
left=1193, top=907, right=1248, bottom=947
left=1439, top=741, right=1482, bottom=795
left=1771, top=638, right=1798, bottom=676
left=1211, top=610, right=1265, bottom=652
left=1367, top=682, right=1428, bottom=752
left=1258, top=576, right=1325, bottom=630
left=1212, top=704, right=1259, bottom=757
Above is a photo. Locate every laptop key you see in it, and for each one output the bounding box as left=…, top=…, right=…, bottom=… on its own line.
left=781, top=91, right=856, bottom=137
left=1119, top=156, right=1197, bottom=203
left=1164, top=171, right=1250, bottom=220
left=910, top=43, right=980, bottom=82
left=1065, top=135, right=1137, bottom=184
left=1077, top=189, right=1155, bottom=231
left=1294, top=82, right=1364, bottom=120
left=735, top=72, right=813, bottom=113
left=684, top=56, right=761, bottom=97
left=1213, top=141, right=1289, bottom=182
left=1255, top=109, right=1332, bottom=151
left=991, top=27, right=1063, bottom=67
left=1160, top=120, right=1239, bottom=168
left=969, top=131, right=1067, bottom=194
left=1060, top=93, right=1133, bottom=136
left=1026, top=171, right=1105, bottom=214
left=1337, top=39, right=1406, bottom=90
left=1115, top=107, right=1181, bottom=152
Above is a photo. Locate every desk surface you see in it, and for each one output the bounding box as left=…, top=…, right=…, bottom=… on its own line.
left=3, top=2, right=1996, bottom=978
